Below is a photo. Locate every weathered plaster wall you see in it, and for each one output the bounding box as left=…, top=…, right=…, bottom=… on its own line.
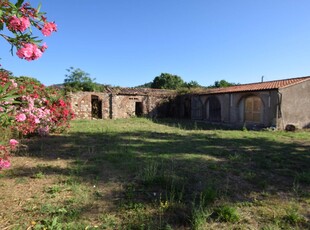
left=191, top=90, right=279, bottom=128
left=227, top=90, right=278, bottom=127
left=278, top=79, right=310, bottom=129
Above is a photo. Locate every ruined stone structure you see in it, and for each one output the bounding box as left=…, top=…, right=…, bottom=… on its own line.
left=69, top=88, right=191, bottom=120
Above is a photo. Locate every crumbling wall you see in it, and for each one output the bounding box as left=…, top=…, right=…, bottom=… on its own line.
left=69, top=89, right=181, bottom=120
left=111, top=95, right=147, bottom=119
left=69, top=92, right=110, bottom=119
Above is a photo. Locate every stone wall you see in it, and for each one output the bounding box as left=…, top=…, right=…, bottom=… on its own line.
left=69, top=89, right=181, bottom=120
left=69, top=92, right=110, bottom=119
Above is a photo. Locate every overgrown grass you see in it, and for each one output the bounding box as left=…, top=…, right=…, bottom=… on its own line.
left=0, top=118, right=309, bottom=229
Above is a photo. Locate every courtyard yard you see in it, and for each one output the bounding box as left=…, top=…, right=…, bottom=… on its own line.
left=0, top=118, right=309, bottom=229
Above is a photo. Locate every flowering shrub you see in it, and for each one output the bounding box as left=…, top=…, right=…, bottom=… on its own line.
left=0, top=0, right=57, bottom=62
left=0, top=69, right=19, bottom=128
left=1, top=70, right=74, bottom=136
left=13, top=76, right=74, bottom=136
left=0, top=1, right=59, bottom=171
left=0, top=139, right=19, bottom=170
left=0, top=70, right=19, bottom=170
left=0, top=70, right=74, bottom=170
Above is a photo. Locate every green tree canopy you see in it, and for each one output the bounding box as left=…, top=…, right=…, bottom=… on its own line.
left=209, top=79, right=239, bottom=88
left=136, top=82, right=152, bottom=88
left=185, top=80, right=201, bottom=88
left=64, top=67, right=97, bottom=92
left=151, top=73, right=185, bottom=90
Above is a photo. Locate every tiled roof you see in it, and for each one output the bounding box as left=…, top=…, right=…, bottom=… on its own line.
left=199, top=76, right=310, bottom=95
left=114, top=87, right=176, bottom=95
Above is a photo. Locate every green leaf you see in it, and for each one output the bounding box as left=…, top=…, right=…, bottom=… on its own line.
left=1, top=95, right=20, bottom=102
left=0, top=82, right=11, bottom=93
left=37, top=3, right=42, bottom=13
left=15, top=0, right=25, bottom=8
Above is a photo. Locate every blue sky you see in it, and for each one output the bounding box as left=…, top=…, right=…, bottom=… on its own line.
left=1, top=0, right=310, bottom=87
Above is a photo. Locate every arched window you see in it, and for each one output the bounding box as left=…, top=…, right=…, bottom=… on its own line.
left=207, top=96, right=221, bottom=121
left=244, top=96, right=262, bottom=123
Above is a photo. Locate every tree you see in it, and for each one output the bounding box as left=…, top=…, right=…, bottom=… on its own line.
left=185, top=80, right=201, bottom=88
left=0, top=0, right=56, bottom=63
left=209, top=79, right=238, bottom=88
left=136, top=82, right=152, bottom=88
left=64, top=67, right=97, bottom=92
left=151, top=73, right=185, bottom=90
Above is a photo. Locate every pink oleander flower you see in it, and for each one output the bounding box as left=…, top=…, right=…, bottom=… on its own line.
left=9, top=139, right=19, bottom=150
left=40, top=43, right=48, bottom=52
left=8, top=16, right=30, bottom=32
left=16, top=113, right=27, bottom=122
left=9, top=139, right=19, bottom=146
left=16, top=43, right=43, bottom=61
left=0, top=158, right=11, bottom=169
left=41, top=22, right=57, bottom=36
left=9, top=79, right=18, bottom=88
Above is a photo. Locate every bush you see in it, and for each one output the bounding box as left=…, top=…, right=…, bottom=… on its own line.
left=0, top=70, right=74, bottom=171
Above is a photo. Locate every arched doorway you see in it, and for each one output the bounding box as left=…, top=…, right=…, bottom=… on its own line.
left=207, top=96, right=221, bottom=122
left=244, top=96, right=262, bottom=123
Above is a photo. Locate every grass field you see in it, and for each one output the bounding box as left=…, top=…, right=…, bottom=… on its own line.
left=1, top=118, right=309, bottom=229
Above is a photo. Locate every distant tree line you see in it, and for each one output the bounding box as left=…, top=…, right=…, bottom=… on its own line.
left=137, top=73, right=238, bottom=90
left=137, top=73, right=201, bottom=90
left=63, top=68, right=238, bottom=92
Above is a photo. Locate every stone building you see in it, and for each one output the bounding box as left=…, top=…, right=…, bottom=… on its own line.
left=191, top=76, right=310, bottom=129
left=69, top=88, right=191, bottom=120
left=69, top=76, right=310, bottom=130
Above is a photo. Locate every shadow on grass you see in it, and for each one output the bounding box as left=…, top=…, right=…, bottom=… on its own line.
left=10, top=119, right=310, bottom=228
left=150, top=118, right=236, bottom=130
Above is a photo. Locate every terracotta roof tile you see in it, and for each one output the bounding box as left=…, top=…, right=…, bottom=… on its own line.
left=115, top=87, right=176, bottom=95
left=200, top=76, right=310, bottom=94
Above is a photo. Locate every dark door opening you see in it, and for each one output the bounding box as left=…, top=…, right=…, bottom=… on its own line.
left=184, top=98, right=191, bottom=119
left=91, top=95, right=102, bottom=119
left=135, top=102, right=143, bottom=117
left=208, top=96, right=221, bottom=121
